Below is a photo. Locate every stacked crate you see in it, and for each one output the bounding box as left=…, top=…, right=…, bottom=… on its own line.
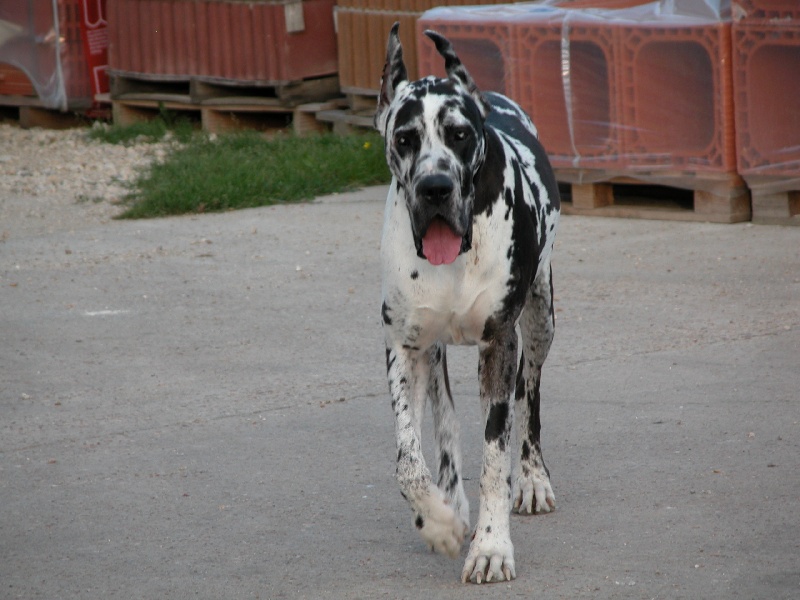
left=106, top=0, right=340, bottom=134
left=0, top=0, right=109, bottom=124
left=108, top=0, right=338, bottom=84
left=335, top=0, right=525, bottom=97
left=416, top=3, right=750, bottom=223
left=732, top=0, right=800, bottom=224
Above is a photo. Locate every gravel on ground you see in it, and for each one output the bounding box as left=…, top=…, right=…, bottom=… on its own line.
left=0, top=122, right=171, bottom=237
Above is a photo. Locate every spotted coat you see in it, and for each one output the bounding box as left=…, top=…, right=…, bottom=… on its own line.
left=376, top=23, right=560, bottom=584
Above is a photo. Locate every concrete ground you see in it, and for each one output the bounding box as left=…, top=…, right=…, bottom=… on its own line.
left=1, top=185, right=798, bottom=599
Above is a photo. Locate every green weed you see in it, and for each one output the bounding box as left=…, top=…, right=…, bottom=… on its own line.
left=116, top=131, right=390, bottom=219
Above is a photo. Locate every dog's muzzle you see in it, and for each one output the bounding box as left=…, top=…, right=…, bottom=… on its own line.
left=417, top=174, right=454, bottom=208
left=411, top=174, right=472, bottom=266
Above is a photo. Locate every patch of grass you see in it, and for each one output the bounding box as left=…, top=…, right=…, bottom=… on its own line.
left=117, top=131, right=390, bottom=219
left=88, top=105, right=196, bottom=145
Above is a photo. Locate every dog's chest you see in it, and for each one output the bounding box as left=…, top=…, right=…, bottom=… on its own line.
left=382, top=191, right=515, bottom=348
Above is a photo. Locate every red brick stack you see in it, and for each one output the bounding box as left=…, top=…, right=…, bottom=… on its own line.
left=108, top=0, right=338, bottom=84
left=416, top=2, right=752, bottom=223
left=732, top=0, right=800, bottom=223
left=336, top=0, right=529, bottom=95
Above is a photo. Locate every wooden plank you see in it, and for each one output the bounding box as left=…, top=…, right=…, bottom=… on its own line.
left=276, top=76, right=340, bottom=104
left=19, top=106, right=84, bottom=130
left=0, top=94, right=45, bottom=108
left=201, top=107, right=292, bottom=135
left=348, top=93, right=377, bottom=114
left=751, top=191, right=800, bottom=225
left=191, top=76, right=339, bottom=106
left=315, top=108, right=374, bottom=129
left=110, top=75, right=190, bottom=99
left=557, top=168, right=752, bottom=223
left=571, top=183, right=613, bottom=209
left=292, top=100, right=345, bottom=136
left=694, top=188, right=752, bottom=223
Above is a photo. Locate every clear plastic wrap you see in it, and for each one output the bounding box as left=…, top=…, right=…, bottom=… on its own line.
left=417, top=0, right=799, bottom=202
left=0, top=0, right=108, bottom=112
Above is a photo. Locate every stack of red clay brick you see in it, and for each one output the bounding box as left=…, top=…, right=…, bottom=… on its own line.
left=732, top=0, right=800, bottom=223
left=414, top=0, right=799, bottom=224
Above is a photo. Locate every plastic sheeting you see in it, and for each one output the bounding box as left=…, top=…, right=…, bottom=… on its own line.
left=418, top=0, right=799, bottom=195
left=0, top=0, right=108, bottom=111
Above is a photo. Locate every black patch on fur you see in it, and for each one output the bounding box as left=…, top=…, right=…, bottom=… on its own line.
left=440, top=451, right=451, bottom=470
left=485, top=401, right=509, bottom=446
left=382, top=302, right=392, bottom=326
left=385, top=348, right=395, bottom=371
left=410, top=270, right=419, bottom=280
left=472, top=128, right=506, bottom=218
left=415, top=515, right=424, bottom=529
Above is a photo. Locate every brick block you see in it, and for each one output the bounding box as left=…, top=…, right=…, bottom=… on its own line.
left=108, top=0, right=338, bottom=84
left=0, top=64, right=36, bottom=97
left=733, top=22, right=800, bottom=177
left=732, top=0, right=800, bottom=20
left=619, top=20, right=737, bottom=173
left=516, top=12, right=623, bottom=170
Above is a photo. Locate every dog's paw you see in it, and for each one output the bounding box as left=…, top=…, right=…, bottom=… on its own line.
left=446, top=481, right=471, bottom=534
left=512, top=468, right=556, bottom=515
left=461, top=530, right=516, bottom=584
left=415, top=487, right=468, bottom=558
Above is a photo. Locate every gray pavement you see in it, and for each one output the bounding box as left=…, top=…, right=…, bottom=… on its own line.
left=1, top=185, right=798, bottom=599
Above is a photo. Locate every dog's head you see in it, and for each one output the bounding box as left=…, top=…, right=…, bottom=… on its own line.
left=375, top=23, right=490, bottom=266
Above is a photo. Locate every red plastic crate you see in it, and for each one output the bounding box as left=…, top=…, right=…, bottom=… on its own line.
left=733, top=22, right=800, bottom=177
left=0, top=63, right=36, bottom=96
left=619, top=20, right=737, bottom=173
left=515, top=12, right=623, bottom=170
left=108, top=0, right=337, bottom=84
left=732, top=0, right=800, bottom=20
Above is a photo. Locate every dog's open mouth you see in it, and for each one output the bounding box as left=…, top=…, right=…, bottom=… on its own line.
left=421, top=217, right=463, bottom=266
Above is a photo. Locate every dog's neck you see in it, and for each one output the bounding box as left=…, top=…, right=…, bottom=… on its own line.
left=472, top=127, right=506, bottom=218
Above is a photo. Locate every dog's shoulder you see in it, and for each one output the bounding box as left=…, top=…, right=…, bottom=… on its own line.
left=480, top=92, right=560, bottom=217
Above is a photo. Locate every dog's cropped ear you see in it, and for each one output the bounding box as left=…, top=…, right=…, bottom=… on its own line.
left=424, top=30, right=490, bottom=118
left=375, top=22, right=408, bottom=134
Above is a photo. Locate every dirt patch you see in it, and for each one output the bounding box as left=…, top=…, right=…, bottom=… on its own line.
left=0, top=123, right=171, bottom=237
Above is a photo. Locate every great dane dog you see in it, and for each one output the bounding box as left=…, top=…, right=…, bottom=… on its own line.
left=375, top=24, right=561, bottom=583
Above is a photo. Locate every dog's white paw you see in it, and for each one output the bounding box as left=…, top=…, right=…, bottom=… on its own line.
left=415, top=486, right=468, bottom=558
left=513, top=469, right=556, bottom=515
left=461, top=529, right=516, bottom=584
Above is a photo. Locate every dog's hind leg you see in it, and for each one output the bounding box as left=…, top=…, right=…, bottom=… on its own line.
left=386, top=344, right=469, bottom=558
left=428, top=343, right=470, bottom=531
left=513, top=261, right=557, bottom=515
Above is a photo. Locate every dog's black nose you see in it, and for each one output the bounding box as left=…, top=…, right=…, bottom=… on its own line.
left=417, top=174, right=454, bottom=206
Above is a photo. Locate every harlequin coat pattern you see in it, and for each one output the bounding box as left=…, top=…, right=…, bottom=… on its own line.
left=376, top=23, right=561, bottom=584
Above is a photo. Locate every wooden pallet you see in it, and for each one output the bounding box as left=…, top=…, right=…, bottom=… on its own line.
left=741, top=175, right=800, bottom=226
left=110, top=74, right=339, bottom=105
left=557, top=169, right=752, bottom=224
left=315, top=93, right=376, bottom=134
left=0, top=94, right=99, bottom=129
left=109, top=74, right=342, bottom=135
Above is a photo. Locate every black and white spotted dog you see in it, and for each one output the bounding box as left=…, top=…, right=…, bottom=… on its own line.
left=375, top=24, right=561, bottom=584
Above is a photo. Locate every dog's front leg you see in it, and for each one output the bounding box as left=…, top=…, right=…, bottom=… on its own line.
left=386, top=345, right=468, bottom=558
left=463, top=326, right=518, bottom=584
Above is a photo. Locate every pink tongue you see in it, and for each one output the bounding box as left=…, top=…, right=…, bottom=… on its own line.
left=422, top=219, right=462, bottom=266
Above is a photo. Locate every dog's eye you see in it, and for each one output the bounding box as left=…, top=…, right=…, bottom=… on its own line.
left=452, top=128, right=470, bottom=143
left=395, top=133, right=412, bottom=148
